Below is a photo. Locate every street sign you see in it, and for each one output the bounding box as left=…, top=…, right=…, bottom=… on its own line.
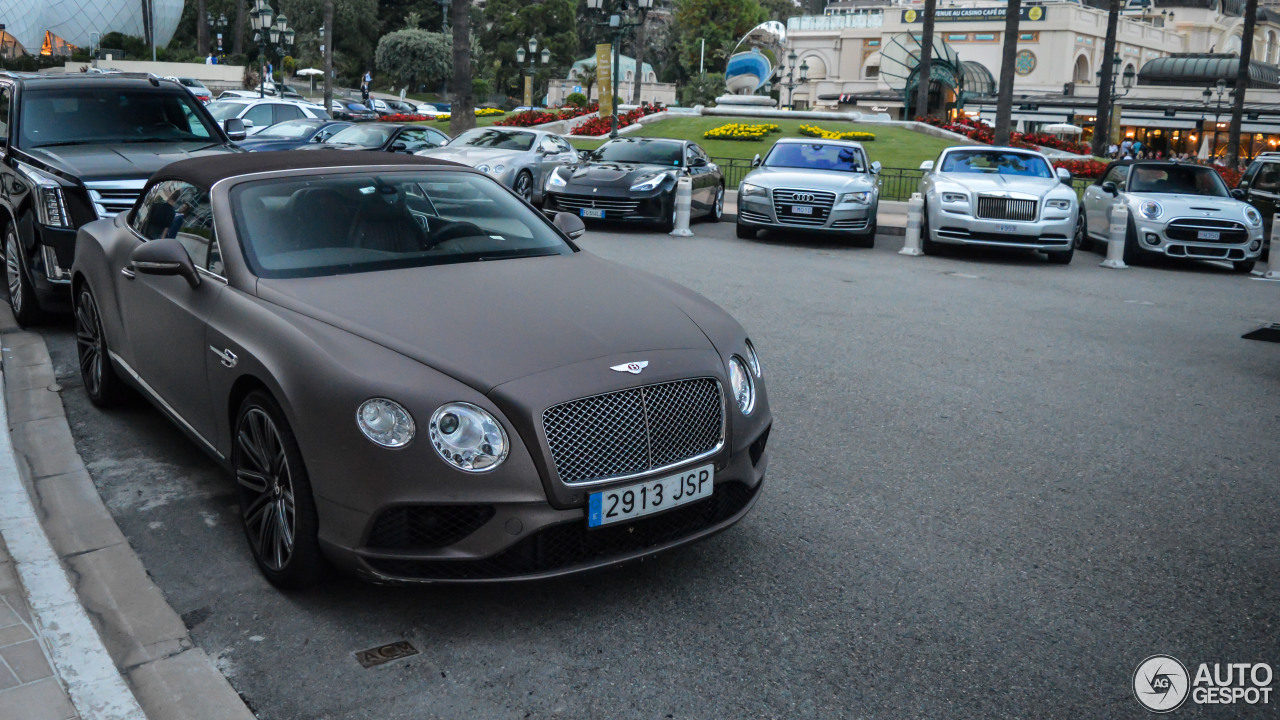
left=596, top=44, right=613, bottom=119
left=573, top=85, right=582, bottom=94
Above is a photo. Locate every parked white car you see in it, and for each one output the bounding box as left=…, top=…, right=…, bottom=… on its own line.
left=1080, top=159, right=1264, bottom=272
left=917, top=146, right=1080, bottom=264
left=206, top=98, right=329, bottom=135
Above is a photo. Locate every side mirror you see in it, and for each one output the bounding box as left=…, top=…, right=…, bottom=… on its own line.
left=1238, top=180, right=1250, bottom=192
left=223, top=118, right=247, bottom=141
left=1231, top=188, right=1247, bottom=200
left=1101, top=181, right=1118, bottom=195
left=1056, top=167, right=1072, bottom=185
left=751, top=154, right=762, bottom=168
left=919, top=160, right=934, bottom=171
left=390, top=141, right=409, bottom=153
left=552, top=211, right=586, bottom=240
left=871, top=160, right=882, bottom=175
left=130, top=239, right=201, bottom=289
left=241, top=118, right=255, bottom=129
left=690, top=156, right=707, bottom=168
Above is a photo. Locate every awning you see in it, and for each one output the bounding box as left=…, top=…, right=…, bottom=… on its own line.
left=1117, top=116, right=1199, bottom=129
left=1137, top=54, right=1280, bottom=89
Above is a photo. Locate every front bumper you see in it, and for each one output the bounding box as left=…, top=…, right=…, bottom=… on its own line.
left=927, top=205, right=1074, bottom=250
left=25, top=222, right=75, bottom=312
left=737, top=193, right=876, bottom=234
left=1131, top=216, right=1264, bottom=262
left=543, top=185, right=670, bottom=224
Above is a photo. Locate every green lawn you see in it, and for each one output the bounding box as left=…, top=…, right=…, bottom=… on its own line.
left=567, top=115, right=961, bottom=170
left=410, top=114, right=510, bottom=129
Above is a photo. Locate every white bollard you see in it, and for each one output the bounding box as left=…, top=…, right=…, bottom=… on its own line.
left=669, top=176, right=694, bottom=237
left=1102, top=203, right=1129, bottom=269
left=1263, top=214, right=1280, bottom=279
left=899, top=192, right=924, bottom=256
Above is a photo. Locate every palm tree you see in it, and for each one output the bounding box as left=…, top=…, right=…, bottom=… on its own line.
left=579, top=61, right=598, bottom=100
left=233, top=0, right=246, bottom=55
left=1226, top=0, right=1259, bottom=167
left=1090, top=0, right=1121, bottom=158
left=450, top=0, right=476, bottom=135
left=323, top=0, right=334, bottom=110
left=197, top=0, right=209, bottom=55
left=914, top=0, right=936, bottom=119
left=992, top=0, right=1023, bottom=145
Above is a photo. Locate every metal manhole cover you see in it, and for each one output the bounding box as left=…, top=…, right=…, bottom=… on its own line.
left=354, top=640, right=419, bottom=668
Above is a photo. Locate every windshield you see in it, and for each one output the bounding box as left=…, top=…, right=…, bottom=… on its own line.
left=343, top=102, right=370, bottom=112
left=206, top=101, right=248, bottom=121
left=593, top=139, right=683, bottom=166
left=19, top=87, right=219, bottom=148
left=1128, top=165, right=1229, bottom=197
left=325, top=125, right=394, bottom=147
left=230, top=171, right=573, bottom=278
left=179, top=78, right=205, bottom=89
left=450, top=128, right=536, bottom=151
left=255, top=120, right=321, bottom=139
left=764, top=142, right=867, bottom=172
left=940, top=150, right=1052, bottom=178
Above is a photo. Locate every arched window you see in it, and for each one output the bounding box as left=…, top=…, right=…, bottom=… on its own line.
left=800, top=55, right=828, bottom=80
left=625, top=70, right=634, bottom=81
left=1073, top=55, right=1090, bottom=84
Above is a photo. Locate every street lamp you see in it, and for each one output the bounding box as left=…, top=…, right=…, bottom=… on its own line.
left=584, top=0, right=654, bottom=137
left=779, top=51, right=809, bottom=110
left=1094, top=55, right=1136, bottom=147
left=1201, top=78, right=1232, bottom=158
left=515, top=37, right=553, bottom=107
left=251, top=0, right=293, bottom=99
left=206, top=12, right=228, bottom=54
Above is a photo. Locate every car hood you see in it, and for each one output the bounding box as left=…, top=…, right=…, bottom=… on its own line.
left=254, top=252, right=714, bottom=392
left=935, top=173, right=1060, bottom=197
left=236, top=138, right=312, bottom=152
left=744, top=166, right=875, bottom=190
left=296, top=142, right=379, bottom=151
left=23, top=142, right=239, bottom=183
left=564, top=162, right=675, bottom=189
left=423, top=147, right=525, bottom=165
left=1124, top=193, right=1245, bottom=215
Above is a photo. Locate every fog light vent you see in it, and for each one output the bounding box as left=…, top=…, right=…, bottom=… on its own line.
left=1145, top=233, right=1162, bottom=246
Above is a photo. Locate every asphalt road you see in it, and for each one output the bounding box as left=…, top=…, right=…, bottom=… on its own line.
left=37, top=224, right=1280, bottom=719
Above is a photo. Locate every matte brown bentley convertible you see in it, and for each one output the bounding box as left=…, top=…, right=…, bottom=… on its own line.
left=71, top=153, right=772, bottom=588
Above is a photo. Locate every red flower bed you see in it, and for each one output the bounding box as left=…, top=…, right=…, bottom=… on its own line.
left=378, top=113, right=436, bottom=123
left=494, top=110, right=560, bottom=127
left=569, top=105, right=662, bottom=136
left=1214, top=166, right=1244, bottom=187
left=1052, top=159, right=1108, bottom=179
left=918, top=116, right=1089, bottom=155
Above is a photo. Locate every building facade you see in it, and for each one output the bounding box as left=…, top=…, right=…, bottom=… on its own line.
left=546, top=54, right=678, bottom=106
left=0, top=0, right=184, bottom=56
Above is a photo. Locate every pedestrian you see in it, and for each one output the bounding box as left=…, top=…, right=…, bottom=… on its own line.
left=1108, top=143, right=1118, bottom=158
left=1120, top=137, right=1133, bottom=156
left=361, top=70, right=372, bottom=103
left=205, top=53, right=214, bottom=65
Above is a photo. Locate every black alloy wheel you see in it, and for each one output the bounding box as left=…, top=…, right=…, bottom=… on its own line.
left=709, top=184, right=724, bottom=223
left=74, top=286, right=126, bottom=407
left=1073, top=211, right=1092, bottom=252
left=514, top=171, right=534, bottom=203
left=234, top=391, right=325, bottom=589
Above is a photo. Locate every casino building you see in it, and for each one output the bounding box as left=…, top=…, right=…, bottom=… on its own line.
left=0, top=0, right=184, bottom=58
left=783, top=0, right=1280, bottom=157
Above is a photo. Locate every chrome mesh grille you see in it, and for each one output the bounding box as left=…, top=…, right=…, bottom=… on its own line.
left=86, top=181, right=146, bottom=218
left=551, top=194, right=641, bottom=214
left=976, top=196, right=1037, bottom=222
left=772, top=188, right=835, bottom=227
left=542, top=378, right=724, bottom=485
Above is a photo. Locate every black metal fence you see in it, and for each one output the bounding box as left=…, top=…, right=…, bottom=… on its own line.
left=710, top=157, right=1097, bottom=202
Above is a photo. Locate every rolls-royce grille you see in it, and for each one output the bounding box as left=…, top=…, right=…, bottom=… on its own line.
left=1164, top=218, right=1249, bottom=244
left=976, top=196, right=1037, bottom=222
left=86, top=181, right=146, bottom=218
left=551, top=194, right=640, bottom=215
left=542, top=378, right=724, bottom=485
left=773, top=188, right=835, bottom=227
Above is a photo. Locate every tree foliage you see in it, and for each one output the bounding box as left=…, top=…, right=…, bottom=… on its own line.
left=479, top=0, right=577, bottom=103
left=679, top=72, right=725, bottom=106
left=375, top=29, right=452, bottom=92
left=670, top=0, right=767, bottom=83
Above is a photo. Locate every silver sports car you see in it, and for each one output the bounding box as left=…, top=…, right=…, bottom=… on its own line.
left=918, top=146, right=1080, bottom=264
left=1080, top=159, right=1264, bottom=272
left=735, top=138, right=881, bottom=247
left=417, top=127, right=579, bottom=204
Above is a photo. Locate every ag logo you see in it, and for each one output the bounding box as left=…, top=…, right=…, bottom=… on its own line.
left=1134, top=655, right=1190, bottom=713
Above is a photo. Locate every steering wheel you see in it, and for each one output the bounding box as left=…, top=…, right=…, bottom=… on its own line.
left=136, top=121, right=179, bottom=136
left=421, top=220, right=486, bottom=250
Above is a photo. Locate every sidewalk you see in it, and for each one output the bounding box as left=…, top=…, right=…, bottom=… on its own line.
left=0, top=537, right=78, bottom=720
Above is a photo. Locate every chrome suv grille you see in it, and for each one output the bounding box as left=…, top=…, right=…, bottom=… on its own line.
left=86, top=180, right=147, bottom=218
left=551, top=194, right=640, bottom=215
left=1164, top=218, right=1250, bottom=244
left=976, top=196, right=1037, bottom=222
left=773, top=188, right=835, bottom=227
left=542, top=378, right=724, bottom=485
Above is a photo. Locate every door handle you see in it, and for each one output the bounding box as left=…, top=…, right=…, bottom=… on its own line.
left=121, top=266, right=136, bottom=279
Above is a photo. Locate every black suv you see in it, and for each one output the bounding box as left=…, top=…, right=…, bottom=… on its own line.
left=1239, top=153, right=1279, bottom=259
left=0, top=72, right=244, bottom=324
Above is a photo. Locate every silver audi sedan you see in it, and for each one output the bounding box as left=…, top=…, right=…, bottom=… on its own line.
left=417, top=127, right=579, bottom=204
left=918, top=146, right=1080, bottom=264
left=736, top=138, right=881, bottom=247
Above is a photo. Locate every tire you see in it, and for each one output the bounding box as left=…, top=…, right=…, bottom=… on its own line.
left=920, top=204, right=942, bottom=255
left=658, top=196, right=677, bottom=233
left=233, top=390, right=326, bottom=590
left=1233, top=258, right=1257, bottom=274
left=1122, top=216, right=1145, bottom=266
left=1073, top=211, right=1092, bottom=253
left=1045, top=245, right=1074, bottom=264
left=708, top=184, right=724, bottom=223
left=74, top=285, right=127, bottom=408
left=854, top=216, right=876, bottom=248
left=736, top=222, right=757, bottom=239
left=4, top=224, right=45, bottom=327
left=513, top=171, right=534, bottom=204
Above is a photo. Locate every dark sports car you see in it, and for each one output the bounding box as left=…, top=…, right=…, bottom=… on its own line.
left=297, top=123, right=449, bottom=154
left=234, top=119, right=353, bottom=152
left=543, top=138, right=725, bottom=231
left=70, top=152, right=771, bottom=588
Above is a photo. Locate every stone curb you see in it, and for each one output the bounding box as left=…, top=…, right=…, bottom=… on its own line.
left=0, top=313, right=255, bottom=720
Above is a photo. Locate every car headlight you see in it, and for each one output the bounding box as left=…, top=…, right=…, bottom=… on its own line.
left=840, top=191, right=871, bottom=204
left=942, top=192, right=967, bottom=204
left=1046, top=199, right=1072, bottom=210
left=1244, top=206, right=1262, bottom=226
left=740, top=182, right=768, bottom=199
left=630, top=173, right=667, bottom=192
left=476, top=164, right=491, bottom=173
left=429, top=402, right=509, bottom=472
left=728, top=356, right=755, bottom=416
left=744, top=339, right=762, bottom=378
left=1139, top=200, right=1163, bottom=219
left=17, top=163, right=71, bottom=228
left=356, top=398, right=415, bottom=448
left=547, top=170, right=567, bottom=188
left=493, top=164, right=506, bottom=175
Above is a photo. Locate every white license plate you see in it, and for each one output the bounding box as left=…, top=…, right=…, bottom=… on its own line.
left=587, top=464, right=714, bottom=528
left=791, top=205, right=813, bottom=215
left=997, top=224, right=1016, bottom=233
left=1197, top=230, right=1220, bottom=240
left=580, top=208, right=606, bottom=219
